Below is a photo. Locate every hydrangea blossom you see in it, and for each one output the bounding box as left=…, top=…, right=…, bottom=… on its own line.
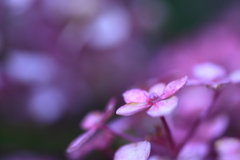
left=66, top=62, right=240, bottom=160
left=189, top=62, right=240, bottom=88
left=66, top=98, right=116, bottom=153
left=67, top=117, right=135, bottom=160
left=116, top=76, right=188, bottom=117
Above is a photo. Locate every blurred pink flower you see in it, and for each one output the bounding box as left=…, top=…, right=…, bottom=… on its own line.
left=67, top=98, right=116, bottom=153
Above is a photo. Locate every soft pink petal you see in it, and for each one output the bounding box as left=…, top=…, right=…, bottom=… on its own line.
left=66, top=129, right=96, bottom=153
left=229, top=69, right=240, bottom=83
left=215, top=137, right=240, bottom=155
left=116, top=102, right=150, bottom=116
left=81, top=98, right=116, bottom=130
left=160, top=76, right=188, bottom=99
left=123, top=89, right=149, bottom=103
left=218, top=153, right=240, bottom=160
left=101, top=97, right=116, bottom=122
left=177, top=142, right=209, bottom=160
left=193, top=62, right=226, bottom=81
left=148, top=83, right=166, bottom=97
left=80, top=111, right=103, bottom=130
left=194, top=115, right=228, bottom=141
left=176, top=86, right=213, bottom=118
left=114, top=141, right=151, bottom=160
left=147, top=96, right=178, bottom=117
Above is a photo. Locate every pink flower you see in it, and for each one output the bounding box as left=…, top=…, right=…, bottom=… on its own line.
left=80, top=97, right=115, bottom=130
left=188, top=62, right=232, bottom=88
left=67, top=117, right=134, bottom=160
left=116, top=76, right=188, bottom=117
left=187, top=62, right=240, bottom=89
left=66, top=98, right=116, bottom=153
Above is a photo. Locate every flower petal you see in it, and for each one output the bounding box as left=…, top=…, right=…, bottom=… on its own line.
left=147, top=96, right=178, bottom=117
left=116, top=102, right=150, bottom=116
left=160, top=76, right=188, bottom=99
left=177, top=142, right=209, bottom=160
left=102, top=97, right=117, bottom=122
left=114, top=141, right=151, bottom=160
left=215, top=137, right=240, bottom=156
left=81, top=98, right=116, bottom=130
left=123, top=89, right=149, bottom=103
left=80, top=111, right=103, bottom=130
left=148, top=83, right=166, bottom=97
left=194, top=115, right=228, bottom=141
left=229, top=69, right=240, bottom=83
left=193, top=62, right=226, bottom=81
left=66, top=129, right=96, bottom=153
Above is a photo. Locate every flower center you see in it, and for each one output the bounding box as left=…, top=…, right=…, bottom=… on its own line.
left=149, top=92, right=159, bottom=102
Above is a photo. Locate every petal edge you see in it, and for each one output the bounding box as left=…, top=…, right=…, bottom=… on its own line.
left=161, top=76, right=188, bottom=99
left=116, top=102, right=150, bottom=116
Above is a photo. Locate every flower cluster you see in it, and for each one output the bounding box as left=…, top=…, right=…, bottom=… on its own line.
left=66, top=62, right=240, bottom=160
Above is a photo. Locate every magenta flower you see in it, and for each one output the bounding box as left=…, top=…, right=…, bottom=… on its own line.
left=189, top=62, right=234, bottom=88
left=116, top=76, right=188, bottom=117
left=66, top=98, right=116, bottom=153
left=80, top=97, right=115, bottom=130
left=188, top=62, right=240, bottom=89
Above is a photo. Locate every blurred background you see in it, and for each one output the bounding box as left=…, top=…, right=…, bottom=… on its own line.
left=0, top=0, right=240, bottom=159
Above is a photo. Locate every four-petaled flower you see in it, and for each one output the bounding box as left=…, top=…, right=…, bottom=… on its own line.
left=116, top=76, right=188, bottom=117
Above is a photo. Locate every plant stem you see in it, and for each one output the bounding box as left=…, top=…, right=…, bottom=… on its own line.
left=160, top=116, right=174, bottom=151
left=100, top=125, right=141, bottom=142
